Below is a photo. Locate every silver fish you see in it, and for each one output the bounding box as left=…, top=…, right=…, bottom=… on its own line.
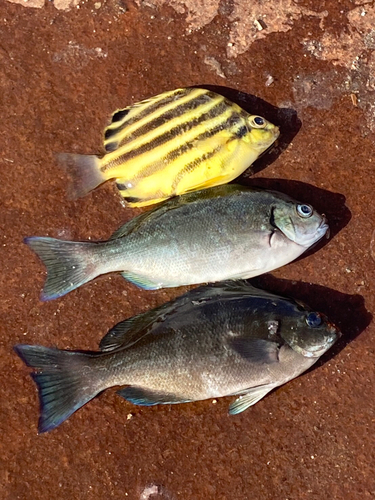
left=14, top=281, right=340, bottom=433
left=25, top=185, right=329, bottom=301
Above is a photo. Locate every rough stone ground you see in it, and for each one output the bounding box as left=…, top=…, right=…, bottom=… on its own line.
left=1, top=0, right=374, bottom=499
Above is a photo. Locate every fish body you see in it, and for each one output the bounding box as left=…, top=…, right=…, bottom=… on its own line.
left=25, top=185, right=329, bottom=301
left=14, top=282, right=340, bottom=432
left=58, top=87, right=279, bottom=206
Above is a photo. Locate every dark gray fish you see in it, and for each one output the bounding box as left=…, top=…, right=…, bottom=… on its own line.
left=25, top=184, right=329, bottom=301
left=14, top=281, right=340, bottom=433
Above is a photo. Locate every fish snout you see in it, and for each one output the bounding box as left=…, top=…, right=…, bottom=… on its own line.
left=327, top=321, right=342, bottom=341
left=319, top=214, right=330, bottom=239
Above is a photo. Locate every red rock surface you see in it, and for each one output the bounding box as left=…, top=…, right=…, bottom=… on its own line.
left=1, top=1, right=374, bottom=499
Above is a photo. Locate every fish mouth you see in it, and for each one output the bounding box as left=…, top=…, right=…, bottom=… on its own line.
left=255, top=126, right=280, bottom=151
left=318, top=214, right=330, bottom=237
left=316, top=212, right=329, bottom=233
left=270, top=125, right=280, bottom=140
left=298, top=216, right=329, bottom=248
left=299, top=347, right=327, bottom=358
left=298, top=325, right=341, bottom=358
left=327, top=322, right=342, bottom=340
left=321, top=214, right=330, bottom=239
left=317, top=221, right=329, bottom=241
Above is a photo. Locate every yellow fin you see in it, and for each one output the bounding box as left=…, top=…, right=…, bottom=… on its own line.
left=182, top=174, right=231, bottom=194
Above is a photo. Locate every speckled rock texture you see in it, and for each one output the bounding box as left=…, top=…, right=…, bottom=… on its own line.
left=1, top=1, right=374, bottom=499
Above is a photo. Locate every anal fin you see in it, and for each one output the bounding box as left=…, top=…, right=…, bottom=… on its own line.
left=183, top=174, right=229, bottom=194
left=121, top=271, right=162, bottom=290
left=117, top=386, right=190, bottom=406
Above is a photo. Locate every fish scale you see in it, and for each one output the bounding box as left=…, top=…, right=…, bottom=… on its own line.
left=102, top=102, right=237, bottom=174
left=14, top=282, right=340, bottom=432
left=103, top=89, right=220, bottom=151
left=57, top=87, right=279, bottom=206
left=24, top=185, right=329, bottom=301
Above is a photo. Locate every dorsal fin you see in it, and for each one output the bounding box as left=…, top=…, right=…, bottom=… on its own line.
left=100, top=280, right=292, bottom=352
left=185, top=279, right=289, bottom=303
left=99, top=282, right=220, bottom=352
left=99, top=313, right=153, bottom=352
left=103, top=107, right=131, bottom=152
left=99, top=300, right=178, bottom=352
left=109, top=210, right=156, bottom=240
left=110, top=185, right=257, bottom=240
left=108, top=188, right=209, bottom=240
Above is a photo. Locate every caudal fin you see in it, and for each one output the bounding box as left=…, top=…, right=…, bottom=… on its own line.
left=25, top=236, right=100, bottom=301
left=14, top=345, right=101, bottom=433
left=57, top=153, right=105, bottom=199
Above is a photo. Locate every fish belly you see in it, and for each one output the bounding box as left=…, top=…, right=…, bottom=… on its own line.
left=119, top=231, right=305, bottom=289
left=109, top=349, right=276, bottom=403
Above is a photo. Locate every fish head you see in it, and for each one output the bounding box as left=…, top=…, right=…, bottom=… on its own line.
left=245, top=115, right=280, bottom=152
left=272, top=200, right=329, bottom=248
left=280, top=309, right=341, bottom=358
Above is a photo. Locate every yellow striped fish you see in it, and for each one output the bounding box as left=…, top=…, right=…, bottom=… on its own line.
left=58, top=87, right=279, bottom=207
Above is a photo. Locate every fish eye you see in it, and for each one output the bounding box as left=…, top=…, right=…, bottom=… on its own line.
left=306, top=312, right=322, bottom=328
left=297, top=204, right=313, bottom=218
left=250, top=116, right=267, bottom=129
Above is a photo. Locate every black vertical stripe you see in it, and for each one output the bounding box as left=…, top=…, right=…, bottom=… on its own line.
left=113, top=93, right=219, bottom=148
left=105, top=88, right=199, bottom=135
left=102, top=110, right=243, bottom=173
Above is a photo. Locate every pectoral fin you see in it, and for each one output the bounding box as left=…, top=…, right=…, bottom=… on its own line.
left=229, top=384, right=275, bottom=415
left=117, top=387, right=190, bottom=406
left=228, top=338, right=279, bottom=364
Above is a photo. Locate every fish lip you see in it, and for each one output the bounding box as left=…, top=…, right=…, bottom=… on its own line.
left=317, top=215, right=329, bottom=237
left=320, top=214, right=330, bottom=239
left=300, top=349, right=317, bottom=358
left=328, top=322, right=341, bottom=339
left=298, top=217, right=329, bottom=248
left=299, top=327, right=340, bottom=358
left=255, top=126, right=280, bottom=151
left=299, top=343, right=333, bottom=358
left=272, top=126, right=280, bottom=139
left=318, top=223, right=329, bottom=241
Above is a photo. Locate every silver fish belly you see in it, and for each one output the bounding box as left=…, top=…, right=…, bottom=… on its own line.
left=25, top=185, right=328, bottom=300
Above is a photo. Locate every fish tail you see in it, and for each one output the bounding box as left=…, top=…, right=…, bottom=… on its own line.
left=14, top=344, right=101, bottom=433
left=25, top=236, right=101, bottom=301
left=57, top=153, right=105, bottom=199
